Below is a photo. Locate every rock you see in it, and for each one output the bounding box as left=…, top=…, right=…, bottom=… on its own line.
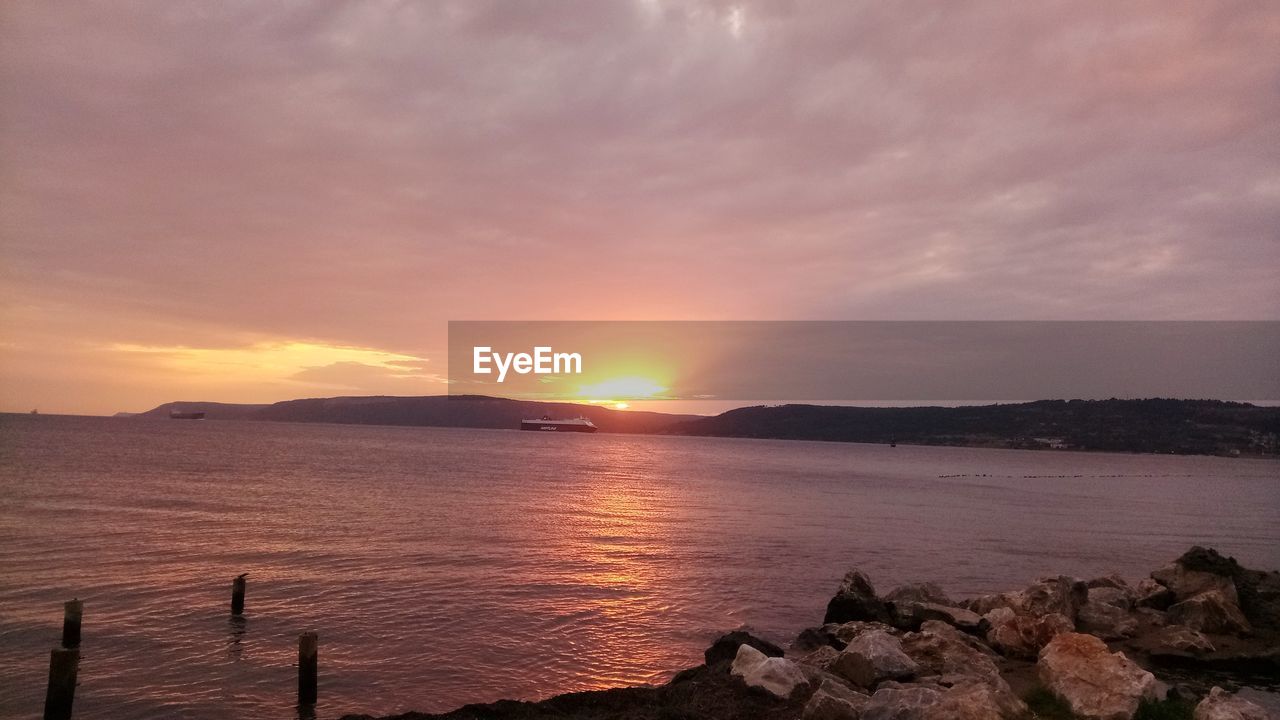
left=1153, top=563, right=1239, bottom=604
left=1177, top=547, right=1244, bottom=577
left=830, top=621, right=898, bottom=646
left=1089, top=586, right=1136, bottom=610
left=1022, top=576, right=1089, bottom=620
left=861, top=685, right=944, bottom=720
left=803, top=678, right=870, bottom=720
left=831, top=629, right=919, bottom=688
left=1078, top=599, right=1139, bottom=639
left=1167, top=546, right=1280, bottom=633
left=826, top=570, right=894, bottom=625
left=1089, top=574, right=1133, bottom=591
left=885, top=582, right=952, bottom=606
left=729, top=643, right=808, bottom=698
left=1168, top=589, right=1252, bottom=636
left=795, top=625, right=847, bottom=652
left=1136, top=577, right=1176, bottom=611
left=932, top=679, right=1028, bottom=720
left=902, top=621, right=1028, bottom=717
left=796, top=645, right=842, bottom=671
left=1147, top=624, right=1217, bottom=656
left=965, top=592, right=1022, bottom=616
left=901, top=621, right=1002, bottom=685
left=704, top=630, right=785, bottom=666
left=1135, top=607, right=1169, bottom=627
left=983, top=607, right=1074, bottom=658
left=1038, top=633, right=1161, bottom=720
left=860, top=680, right=1026, bottom=720
left=889, top=601, right=984, bottom=633
left=1193, top=686, right=1275, bottom=720
left=1238, top=569, right=1280, bottom=633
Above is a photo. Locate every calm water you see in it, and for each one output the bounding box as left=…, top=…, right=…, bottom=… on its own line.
left=0, top=414, right=1277, bottom=719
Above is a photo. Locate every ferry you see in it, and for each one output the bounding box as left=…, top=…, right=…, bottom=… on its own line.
left=520, top=415, right=597, bottom=433
left=169, top=410, right=206, bottom=420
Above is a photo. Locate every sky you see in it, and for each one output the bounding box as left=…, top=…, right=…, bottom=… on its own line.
left=1, top=1, right=1278, bottom=415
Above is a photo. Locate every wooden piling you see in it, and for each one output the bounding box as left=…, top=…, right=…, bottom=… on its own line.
left=61, top=600, right=82, bottom=649
left=298, top=632, right=318, bottom=705
left=43, top=647, right=79, bottom=720
left=231, top=574, right=247, bottom=616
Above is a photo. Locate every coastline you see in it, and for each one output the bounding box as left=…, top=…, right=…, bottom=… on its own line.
left=5, top=410, right=1279, bottom=460
left=342, top=547, right=1279, bottom=720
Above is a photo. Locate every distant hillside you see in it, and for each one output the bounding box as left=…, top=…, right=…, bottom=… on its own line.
left=664, top=399, right=1280, bottom=456
left=138, top=401, right=272, bottom=421
left=137, top=395, right=699, bottom=434
left=134, top=396, right=1280, bottom=456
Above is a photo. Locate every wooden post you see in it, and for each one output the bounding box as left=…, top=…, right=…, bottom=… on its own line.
left=298, top=632, right=318, bottom=705
left=61, top=600, right=82, bottom=649
left=43, top=647, right=79, bottom=720
left=231, top=574, right=247, bottom=616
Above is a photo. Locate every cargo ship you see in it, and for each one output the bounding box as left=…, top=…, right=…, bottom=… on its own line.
left=520, top=415, right=597, bottom=433
left=169, top=410, right=206, bottom=420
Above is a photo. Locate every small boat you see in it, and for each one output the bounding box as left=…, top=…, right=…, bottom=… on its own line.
left=169, top=410, right=206, bottom=420
left=520, top=415, right=597, bottom=433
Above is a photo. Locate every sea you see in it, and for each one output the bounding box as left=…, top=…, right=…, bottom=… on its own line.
left=0, top=414, right=1276, bottom=719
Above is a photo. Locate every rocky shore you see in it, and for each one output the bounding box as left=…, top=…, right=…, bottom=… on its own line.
left=343, top=547, right=1279, bottom=720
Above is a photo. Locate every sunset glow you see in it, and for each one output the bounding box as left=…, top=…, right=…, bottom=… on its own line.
left=577, top=377, right=668, bottom=401
left=1, top=1, right=1278, bottom=417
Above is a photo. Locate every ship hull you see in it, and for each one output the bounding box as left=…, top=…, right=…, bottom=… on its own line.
left=520, top=421, right=597, bottom=433
left=169, top=412, right=206, bottom=420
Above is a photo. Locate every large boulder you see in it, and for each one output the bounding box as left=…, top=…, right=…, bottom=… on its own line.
left=1089, top=585, right=1136, bottom=610
left=830, top=629, right=919, bottom=688
left=889, top=601, right=984, bottom=633
left=900, top=621, right=1027, bottom=716
left=795, top=625, right=847, bottom=652
left=1022, top=576, right=1090, bottom=621
left=705, top=630, right=785, bottom=666
left=965, top=591, right=1022, bottom=616
left=729, top=643, right=808, bottom=698
left=885, top=583, right=952, bottom=606
left=1089, top=574, right=1135, bottom=592
left=803, top=677, right=870, bottom=720
left=1038, top=633, right=1161, bottom=720
left=1153, top=563, right=1239, bottom=605
left=1169, top=546, right=1280, bottom=633
left=861, top=685, right=944, bottom=720
left=1167, top=589, right=1252, bottom=636
left=1078, top=599, right=1139, bottom=639
left=1192, top=686, right=1274, bottom=720
left=983, top=607, right=1074, bottom=658
left=826, top=570, right=894, bottom=624
left=900, top=620, right=1003, bottom=687
left=795, top=645, right=842, bottom=671
left=932, top=679, right=1029, bottom=720
left=1136, top=577, right=1176, bottom=611
left=830, top=621, right=898, bottom=646
left=1144, top=624, right=1217, bottom=657
left=860, top=680, right=1025, bottom=720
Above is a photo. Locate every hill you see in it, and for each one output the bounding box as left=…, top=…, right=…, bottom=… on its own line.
left=137, top=395, right=699, bottom=434
left=134, top=397, right=1280, bottom=456
left=664, top=399, right=1280, bottom=456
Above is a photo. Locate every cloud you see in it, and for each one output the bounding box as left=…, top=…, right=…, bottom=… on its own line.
left=289, top=360, right=443, bottom=393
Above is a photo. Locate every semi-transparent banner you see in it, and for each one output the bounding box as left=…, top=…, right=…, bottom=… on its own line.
left=447, top=321, right=1279, bottom=403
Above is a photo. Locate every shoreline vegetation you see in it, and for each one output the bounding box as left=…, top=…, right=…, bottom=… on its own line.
left=115, top=396, right=1280, bottom=457
left=342, top=547, right=1279, bottom=720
